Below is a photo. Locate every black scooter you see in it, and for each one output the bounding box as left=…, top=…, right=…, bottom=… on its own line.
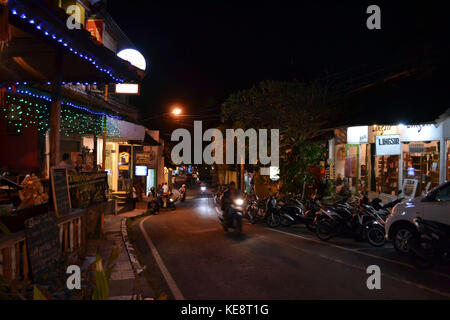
left=277, top=197, right=307, bottom=227
left=218, top=197, right=245, bottom=235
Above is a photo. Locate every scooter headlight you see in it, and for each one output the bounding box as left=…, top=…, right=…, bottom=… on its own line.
left=170, top=198, right=174, bottom=202
left=201, top=186, right=206, bottom=191
left=234, top=198, right=244, bottom=206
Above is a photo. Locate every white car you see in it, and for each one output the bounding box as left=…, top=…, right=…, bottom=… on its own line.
left=386, top=181, right=450, bottom=255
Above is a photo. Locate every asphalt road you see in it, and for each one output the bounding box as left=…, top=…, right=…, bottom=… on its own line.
left=130, top=186, right=450, bottom=300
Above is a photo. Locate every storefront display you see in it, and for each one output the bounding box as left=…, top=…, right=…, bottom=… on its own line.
left=342, top=118, right=450, bottom=198
left=403, top=141, right=440, bottom=195
left=375, top=155, right=399, bottom=195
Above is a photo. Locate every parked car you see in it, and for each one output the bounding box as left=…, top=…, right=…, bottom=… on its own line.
left=386, top=181, right=450, bottom=255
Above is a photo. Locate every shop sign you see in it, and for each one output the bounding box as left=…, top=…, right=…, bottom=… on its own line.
left=135, top=152, right=151, bottom=165
left=401, top=123, right=443, bottom=142
left=347, top=126, right=368, bottom=144
left=86, top=18, right=104, bottom=43
left=119, top=152, right=130, bottom=164
left=376, top=134, right=401, bottom=156
left=115, top=83, right=140, bottom=95
left=369, top=125, right=400, bottom=143
left=135, top=165, right=148, bottom=176
left=269, top=166, right=280, bottom=181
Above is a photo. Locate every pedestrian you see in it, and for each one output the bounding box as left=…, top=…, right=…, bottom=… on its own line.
left=162, top=182, right=169, bottom=195
left=58, top=153, right=76, bottom=174
left=150, top=186, right=156, bottom=197
left=132, top=184, right=138, bottom=209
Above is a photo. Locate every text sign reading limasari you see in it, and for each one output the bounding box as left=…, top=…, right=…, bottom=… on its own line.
left=376, top=134, right=401, bottom=156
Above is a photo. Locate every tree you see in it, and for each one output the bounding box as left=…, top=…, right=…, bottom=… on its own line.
left=221, top=80, right=338, bottom=193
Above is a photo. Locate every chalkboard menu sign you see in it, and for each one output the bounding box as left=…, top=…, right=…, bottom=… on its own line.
left=51, top=168, right=72, bottom=217
left=24, top=212, right=60, bottom=281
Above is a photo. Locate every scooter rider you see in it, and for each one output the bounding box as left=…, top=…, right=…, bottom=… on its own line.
left=221, top=181, right=240, bottom=229
left=179, top=184, right=187, bottom=202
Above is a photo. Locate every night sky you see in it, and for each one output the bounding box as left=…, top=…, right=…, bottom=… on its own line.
left=107, top=1, right=450, bottom=132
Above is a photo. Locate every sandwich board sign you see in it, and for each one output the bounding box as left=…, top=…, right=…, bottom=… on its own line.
left=50, top=167, right=72, bottom=217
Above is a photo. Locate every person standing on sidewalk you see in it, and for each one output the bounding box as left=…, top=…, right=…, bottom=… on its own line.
left=132, top=184, right=138, bottom=209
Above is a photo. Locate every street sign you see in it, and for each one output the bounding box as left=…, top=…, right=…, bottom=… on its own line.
left=115, top=83, right=140, bottom=94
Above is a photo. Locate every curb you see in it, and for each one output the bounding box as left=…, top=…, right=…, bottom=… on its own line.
left=120, top=218, right=154, bottom=300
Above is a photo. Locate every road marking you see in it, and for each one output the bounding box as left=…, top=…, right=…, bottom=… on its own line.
left=266, top=227, right=450, bottom=280
left=267, top=236, right=450, bottom=298
left=139, top=216, right=185, bottom=300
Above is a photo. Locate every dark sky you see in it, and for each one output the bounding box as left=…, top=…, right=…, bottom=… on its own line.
left=107, top=1, right=449, bottom=132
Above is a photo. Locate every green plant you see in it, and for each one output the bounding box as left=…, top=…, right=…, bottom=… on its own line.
left=33, top=285, right=48, bottom=300
left=92, top=246, right=120, bottom=300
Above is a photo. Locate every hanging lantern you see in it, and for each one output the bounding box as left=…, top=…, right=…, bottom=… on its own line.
left=0, top=0, right=10, bottom=51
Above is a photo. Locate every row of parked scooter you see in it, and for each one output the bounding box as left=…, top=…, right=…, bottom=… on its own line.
left=243, top=192, right=404, bottom=247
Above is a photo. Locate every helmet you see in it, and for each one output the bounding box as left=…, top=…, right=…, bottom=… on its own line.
left=182, top=184, right=186, bottom=187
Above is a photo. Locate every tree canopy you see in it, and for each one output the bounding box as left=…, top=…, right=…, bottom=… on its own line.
left=221, top=80, right=340, bottom=193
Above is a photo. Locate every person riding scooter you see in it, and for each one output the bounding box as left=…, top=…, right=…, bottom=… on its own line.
left=179, top=184, right=187, bottom=202
left=221, top=181, right=243, bottom=232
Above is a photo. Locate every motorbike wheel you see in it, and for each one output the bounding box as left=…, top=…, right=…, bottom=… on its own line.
left=304, top=212, right=316, bottom=231
left=366, top=225, right=386, bottom=247
left=409, top=238, right=435, bottom=269
left=234, top=219, right=243, bottom=235
left=266, top=213, right=281, bottom=228
left=315, top=218, right=334, bottom=241
left=281, top=217, right=292, bottom=227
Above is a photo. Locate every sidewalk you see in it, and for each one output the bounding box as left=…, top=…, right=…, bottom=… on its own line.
left=85, top=207, right=152, bottom=300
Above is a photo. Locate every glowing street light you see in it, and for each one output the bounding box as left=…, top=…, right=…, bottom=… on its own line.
left=172, top=107, right=182, bottom=116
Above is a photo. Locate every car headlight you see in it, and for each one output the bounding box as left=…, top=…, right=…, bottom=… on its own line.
left=234, top=198, right=244, bottom=206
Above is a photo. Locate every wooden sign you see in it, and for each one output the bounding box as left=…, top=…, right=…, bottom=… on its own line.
left=135, top=152, right=151, bottom=165
left=51, top=168, right=72, bottom=217
left=24, top=212, right=60, bottom=281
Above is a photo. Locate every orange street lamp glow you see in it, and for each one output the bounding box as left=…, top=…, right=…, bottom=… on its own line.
left=172, top=108, right=182, bottom=116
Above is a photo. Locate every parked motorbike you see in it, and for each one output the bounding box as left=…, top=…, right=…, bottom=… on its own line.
left=408, top=217, right=450, bottom=269
left=218, top=197, right=245, bottom=235
left=359, top=202, right=387, bottom=247
left=264, top=194, right=282, bottom=228
left=244, top=195, right=265, bottom=224
left=314, top=198, right=370, bottom=241
left=277, top=197, right=308, bottom=227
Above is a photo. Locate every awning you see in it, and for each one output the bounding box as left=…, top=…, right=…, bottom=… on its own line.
left=106, top=117, right=145, bottom=141
left=0, top=0, right=146, bottom=84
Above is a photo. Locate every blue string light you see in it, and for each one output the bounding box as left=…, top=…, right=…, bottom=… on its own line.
left=10, top=7, right=126, bottom=83
left=5, top=86, right=122, bottom=119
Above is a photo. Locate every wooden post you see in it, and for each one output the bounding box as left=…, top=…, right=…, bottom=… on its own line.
left=49, top=50, right=63, bottom=171
left=93, top=134, right=98, bottom=169
left=22, top=242, right=29, bottom=280
left=14, top=243, right=20, bottom=280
